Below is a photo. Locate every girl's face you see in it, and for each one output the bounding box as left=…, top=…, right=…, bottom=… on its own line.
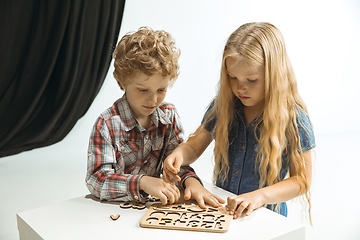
left=124, top=72, right=170, bottom=125
left=226, top=57, right=265, bottom=110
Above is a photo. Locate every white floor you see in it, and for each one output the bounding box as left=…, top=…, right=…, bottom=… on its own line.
left=1, top=119, right=359, bottom=239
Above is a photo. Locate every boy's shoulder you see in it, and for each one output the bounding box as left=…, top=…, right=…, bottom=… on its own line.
left=159, top=101, right=176, bottom=111
left=98, top=101, right=121, bottom=121
left=155, top=101, right=180, bottom=125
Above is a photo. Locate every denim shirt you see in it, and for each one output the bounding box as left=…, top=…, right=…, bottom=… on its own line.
left=203, top=99, right=316, bottom=216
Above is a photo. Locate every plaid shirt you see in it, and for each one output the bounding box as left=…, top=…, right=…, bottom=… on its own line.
left=86, top=94, right=199, bottom=201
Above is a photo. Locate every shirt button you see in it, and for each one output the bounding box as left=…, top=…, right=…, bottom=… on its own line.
left=134, top=196, right=138, bottom=200
left=241, top=146, right=244, bottom=150
left=235, top=170, right=239, bottom=175
left=144, top=160, right=148, bottom=164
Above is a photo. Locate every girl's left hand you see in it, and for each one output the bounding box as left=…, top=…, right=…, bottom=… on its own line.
left=226, top=190, right=264, bottom=219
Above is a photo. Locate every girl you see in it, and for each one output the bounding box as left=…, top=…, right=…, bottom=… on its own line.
left=163, top=22, right=315, bottom=220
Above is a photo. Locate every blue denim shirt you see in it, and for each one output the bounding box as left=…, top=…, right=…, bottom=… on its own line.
left=203, top=99, right=316, bottom=216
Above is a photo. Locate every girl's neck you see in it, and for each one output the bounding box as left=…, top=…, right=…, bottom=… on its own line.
left=243, top=102, right=264, bottom=126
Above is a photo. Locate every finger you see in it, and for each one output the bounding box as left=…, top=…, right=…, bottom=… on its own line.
left=195, top=196, right=206, bottom=209
left=163, top=168, right=180, bottom=182
left=183, top=188, right=191, bottom=200
left=170, top=184, right=181, bottom=203
left=166, top=190, right=175, bottom=205
left=209, top=194, right=225, bottom=206
left=210, top=195, right=225, bottom=207
left=245, top=204, right=254, bottom=216
left=162, top=171, right=174, bottom=184
left=158, top=193, right=168, bottom=205
left=164, top=156, right=180, bottom=175
left=165, top=185, right=178, bottom=205
left=214, top=195, right=226, bottom=204
left=234, top=201, right=248, bottom=219
left=204, top=196, right=221, bottom=208
left=226, top=196, right=238, bottom=215
left=173, top=159, right=181, bottom=174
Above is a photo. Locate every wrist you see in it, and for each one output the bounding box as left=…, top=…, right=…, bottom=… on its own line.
left=254, top=188, right=267, bottom=206
left=139, top=175, right=150, bottom=192
left=184, top=177, right=200, bottom=188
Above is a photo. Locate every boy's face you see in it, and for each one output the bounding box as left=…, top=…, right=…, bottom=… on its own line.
left=124, top=72, right=170, bottom=124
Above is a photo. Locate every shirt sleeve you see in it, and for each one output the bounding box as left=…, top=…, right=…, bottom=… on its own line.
left=296, top=109, right=316, bottom=152
left=202, top=100, right=217, bottom=133
left=85, top=116, right=143, bottom=201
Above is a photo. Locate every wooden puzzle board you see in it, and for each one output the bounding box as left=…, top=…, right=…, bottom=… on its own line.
left=139, top=203, right=232, bottom=233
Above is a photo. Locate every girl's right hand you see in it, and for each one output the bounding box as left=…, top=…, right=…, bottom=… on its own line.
left=163, top=151, right=183, bottom=184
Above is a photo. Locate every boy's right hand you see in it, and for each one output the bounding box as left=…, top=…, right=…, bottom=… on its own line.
left=162, top=151, right=183, bottom=184
left=139, top=176, right=180, bottom=205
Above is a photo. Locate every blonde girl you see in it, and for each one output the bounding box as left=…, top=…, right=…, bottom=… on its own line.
left=163, top=22, right=315, bottom=220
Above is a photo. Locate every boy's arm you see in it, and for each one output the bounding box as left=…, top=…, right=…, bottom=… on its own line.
left=85, top=117, right=143, bottom=201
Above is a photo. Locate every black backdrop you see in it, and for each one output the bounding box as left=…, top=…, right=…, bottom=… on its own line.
left=0, top=0, right=125, bottom=157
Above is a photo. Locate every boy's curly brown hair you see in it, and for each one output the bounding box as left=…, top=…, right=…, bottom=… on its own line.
left=112, top=27, right=180, bottom=90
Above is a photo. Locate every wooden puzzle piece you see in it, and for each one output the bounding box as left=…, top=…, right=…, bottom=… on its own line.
left=140, top=203, right=232, bottom=233
left=119, top=196, right=161, bottom=210
left=110, top=214, right=120, bottom=220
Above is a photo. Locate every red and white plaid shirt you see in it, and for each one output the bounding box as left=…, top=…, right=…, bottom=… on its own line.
left=86, top=94, right=199, bottom=201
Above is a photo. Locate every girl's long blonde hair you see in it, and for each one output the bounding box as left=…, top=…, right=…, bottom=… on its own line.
left=194, top=22, right=312, bottom=220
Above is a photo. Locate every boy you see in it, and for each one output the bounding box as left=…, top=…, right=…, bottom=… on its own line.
left=85, top=27, right=201, bottom=205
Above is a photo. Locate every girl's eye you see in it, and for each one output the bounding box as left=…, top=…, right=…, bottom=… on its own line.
left=229, top=75, right=237, bottom=80
left=158, top=89, right=166, bottom=92
left=248, top=79, right=257, bottom=83
left=138, top=89, right=148, bottom=92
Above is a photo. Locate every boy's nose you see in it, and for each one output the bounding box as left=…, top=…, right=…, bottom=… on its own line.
left=148, top=93, right=157, bottom=104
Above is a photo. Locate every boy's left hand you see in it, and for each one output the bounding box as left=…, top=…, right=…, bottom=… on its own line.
left=184, top=177, right=225, bottom=209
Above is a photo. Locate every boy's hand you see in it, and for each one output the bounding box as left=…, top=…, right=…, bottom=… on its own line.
left=184, top=177, right=225, bottom=209
left=140, top=176, right=180, bottom=205
left=163, top=151, right=183, bottom=184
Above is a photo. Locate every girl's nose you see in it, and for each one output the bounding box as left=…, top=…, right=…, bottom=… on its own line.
left=237, top=81, right=246, bottom=92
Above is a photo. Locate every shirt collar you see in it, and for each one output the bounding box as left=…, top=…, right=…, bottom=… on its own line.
left=116, top=94, right=172, bottom=132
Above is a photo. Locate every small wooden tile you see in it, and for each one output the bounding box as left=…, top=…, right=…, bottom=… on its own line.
left=110, top=214, right=120, bottom=221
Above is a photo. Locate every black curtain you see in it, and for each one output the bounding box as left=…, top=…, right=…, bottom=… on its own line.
left=0, top=0, right=126, bottom=157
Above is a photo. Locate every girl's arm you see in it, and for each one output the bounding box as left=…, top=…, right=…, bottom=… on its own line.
left=226, top=150, right=312, bottom=219
left=163, top=127, right=213, bottom=183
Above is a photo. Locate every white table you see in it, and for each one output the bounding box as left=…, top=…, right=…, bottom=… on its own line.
left=17, top=182, right=305, bottom=240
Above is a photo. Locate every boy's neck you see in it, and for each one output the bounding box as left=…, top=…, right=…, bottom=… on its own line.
left=137, top=115, right=152, bottom=130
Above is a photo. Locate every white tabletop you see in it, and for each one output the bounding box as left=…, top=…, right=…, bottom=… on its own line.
left=17, top=182, right=304, bottom=240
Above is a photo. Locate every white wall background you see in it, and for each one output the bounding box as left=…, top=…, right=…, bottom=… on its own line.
left=92, top=0, right=360, bottom=139
left=1, top=1, right=360, bottom=239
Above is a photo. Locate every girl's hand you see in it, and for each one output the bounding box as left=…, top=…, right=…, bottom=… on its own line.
left=163, top=151, right=183, bottom=184
left=140, top=176, right=180, bottom=205
left=184, top=177, right=225, bottom=209
left=226, top=190, right=264, bottom=219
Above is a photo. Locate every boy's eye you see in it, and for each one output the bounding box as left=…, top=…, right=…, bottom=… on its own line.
left=138, top=89, right=148, bottom=92
left=158, top=88, right=167, bottom=92
left=248, top=79, right=257, bottom=82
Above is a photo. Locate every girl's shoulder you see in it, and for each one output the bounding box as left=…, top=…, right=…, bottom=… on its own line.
left=294, top=108, right=316, bottom=151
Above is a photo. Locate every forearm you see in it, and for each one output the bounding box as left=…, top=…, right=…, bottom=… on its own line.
left=180, top=128, right=213, bottom=166
left=256, top=177, right=306, bottom=205
left=175, top=142, right=200, bottom=166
